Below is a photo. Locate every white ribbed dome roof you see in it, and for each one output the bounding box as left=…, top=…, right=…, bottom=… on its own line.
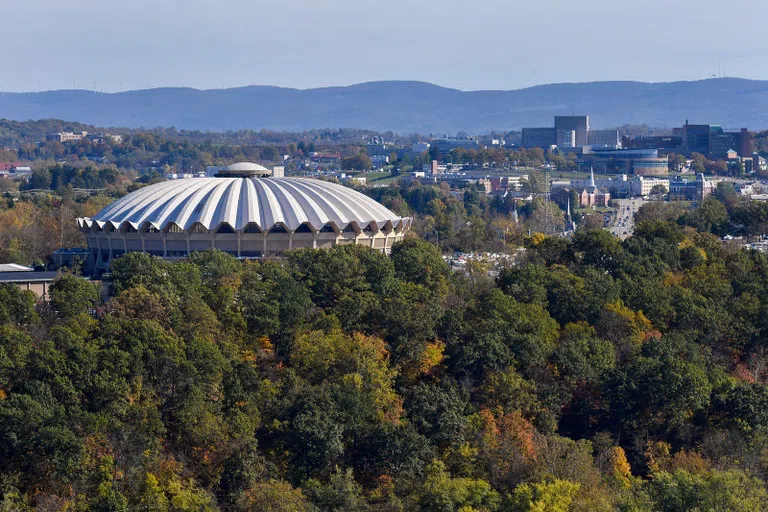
left=79, top=178, right=405, bottom=232
left=223, top=162, right=269, bottom=172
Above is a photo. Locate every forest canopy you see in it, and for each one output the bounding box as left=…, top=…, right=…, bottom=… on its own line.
left=3, top=222, right=768, bottom=510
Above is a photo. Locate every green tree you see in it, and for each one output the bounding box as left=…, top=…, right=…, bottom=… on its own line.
left=0, top=284, right=37, bottom=326
left=508, top=479, right=580, bottom=512
left=110, top=252, right=173, bottom=296
left=419, top=460, right=500, bottom=512
left=341, top=151, right=372, bottom=171
left=48, top=274, right=100, bottom=318
left=390, top=238, right=450, bottom=293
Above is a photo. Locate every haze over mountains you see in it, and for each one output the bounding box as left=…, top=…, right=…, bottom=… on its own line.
left=2, top=78, right=767, bottom=134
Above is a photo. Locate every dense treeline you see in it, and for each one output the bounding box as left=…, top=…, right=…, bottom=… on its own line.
left=0, top=192, right=115, bottom=265
left=4, top=223, right=768, bottom=509
left=0, top=119, right=415, bottom=148
left=23, top=165, right=123, bottom=191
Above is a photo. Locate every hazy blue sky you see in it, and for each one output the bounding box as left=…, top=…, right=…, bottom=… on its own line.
left=4, top=0, right=768, bottom=92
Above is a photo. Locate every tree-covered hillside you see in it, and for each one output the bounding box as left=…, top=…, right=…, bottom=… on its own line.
left=3, top=226, right=768, bottom=510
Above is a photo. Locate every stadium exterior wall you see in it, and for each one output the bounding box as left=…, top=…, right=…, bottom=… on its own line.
left=78, top=217, right=411, bottom=273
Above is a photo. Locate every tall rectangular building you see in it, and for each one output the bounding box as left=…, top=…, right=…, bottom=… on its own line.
left=588, top=129, right=620, bottom=148
left=681, top=123, right=711, bottom=155
left=521, top=127, right=556, bottom=148
left=556, top=130, right=576, bottom=148
left=555, top=116, right=589, bottom=146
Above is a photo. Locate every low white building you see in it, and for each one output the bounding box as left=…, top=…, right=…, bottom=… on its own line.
left=631, top=176, right=670, bottom=196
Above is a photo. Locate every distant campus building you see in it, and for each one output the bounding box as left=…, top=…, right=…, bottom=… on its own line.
left=46, top=131, right=123, bottom=144
left=521, top=116, right=757, bottom=179
left=523, top=116, right=620, bottom=150
left=577, top=168, right=610, bottom=207
left=681, top=122, right=753, bottom=159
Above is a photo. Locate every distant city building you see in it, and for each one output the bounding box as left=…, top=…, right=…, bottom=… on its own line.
left=669, top=173, right=718, bottom=201
left=521, top=127, right=556, bottom=148
left=522, top=116, right=591, bottom=149
left=577, top=168, right=610, bottom=207
left=750, top=153, right=768, bottom=173
left=308, top=152, right=341, bottom=166
left=631, top=176, right=670, bottom=196
left=489, top=175, right=527, bottom=192
left=432, top=137, right=480, bottom=156
left=366, top=140, right=392, bottom=166
left=0, top=162, right=23, bottom=172
left=708, top=126, right=753, bottom=159
left=47, top=131, right=88, bottom=143
left=272, top=166, right=285, bottom=178
left=46, top=131, right=122, bottom=144
left=588, top=129, right=621, bottom=148
left=477, top=178, right=493, bottom=194
left=6, top=166, right=32, bottom=177
left=411, top=142, right=431, bottom=153
left=423, top=161, right=447, bottom=175
left=681, top=122, right=753, bottom=158
left=556, top=174, right=671, bottom=198
left=556, top=129, right=576, bottom=148
left=623, top=135, right=681, bottom=151
left=632, top=157, right=669, bottom=176
left=579, top=148, right=664, bottom=175
left=555, top=116, right=589, bottom=146
left=681, top=123, right=711, bottom=155
left=564, top=173, right=630, bottom=196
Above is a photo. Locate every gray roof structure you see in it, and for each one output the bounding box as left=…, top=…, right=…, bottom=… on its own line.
left=0, top=271, right=60, bottom=283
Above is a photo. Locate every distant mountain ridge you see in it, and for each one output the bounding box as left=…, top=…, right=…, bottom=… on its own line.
left=2, top=78, right=768, bottom=133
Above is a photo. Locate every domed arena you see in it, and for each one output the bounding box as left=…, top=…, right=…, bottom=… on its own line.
left=77, top=163, right=410, bottom=274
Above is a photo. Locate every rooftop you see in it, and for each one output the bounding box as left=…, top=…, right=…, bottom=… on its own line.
left=0, top=263, right=34, bottom=272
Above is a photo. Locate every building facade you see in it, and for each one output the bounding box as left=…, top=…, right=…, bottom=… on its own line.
left=669, top=173, right=718, bottom=201
left=521, top=128, right=556, bottom=148
left=632, top=157, right=669, bottom=176
left=631, top=177, right=670, bottom=196
left=681, top=123, right=753, bottom=158
left=432, top=138, right=481, bottom=156
left=588, top=129, right=620, bottom=148
left=555, top=116, right=589, bottom=146
left=577, top=168, right=610, bottom=207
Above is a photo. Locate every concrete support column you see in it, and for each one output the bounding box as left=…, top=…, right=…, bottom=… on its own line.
left=288, top=232, right=294, bottom=250
left=312, top=232, right=318, bottom=249
left=162, top=234, right=167, bottom=258
left=262, top=233, right=268, bottom=256
left=237, top=232, right=241, bottom=258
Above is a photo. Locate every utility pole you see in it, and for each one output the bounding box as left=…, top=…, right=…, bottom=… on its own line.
left=544, top=170, right=556, bottom=235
